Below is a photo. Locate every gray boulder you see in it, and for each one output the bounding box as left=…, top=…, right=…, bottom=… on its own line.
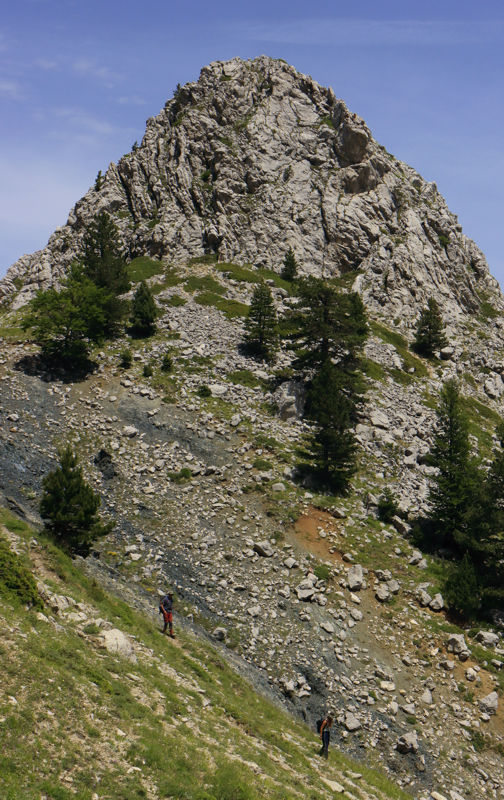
left=476, top=630, right=500, bottom=648
left=253, top=541, right=274, bottom=557
left=344, top=712, right=362, bottom=731
left=479, top=691, right=498, bottom=715
left=347, top=564, right=364, bottom=591
left=375, top=584, right=391, bottom=602
left=429, top=593, right=444, bottom=611
left=99, top=629, right=136, bottom=662
left=396, top=730, right=419, bottom=754
left=446, top=633, right=468, bottom=655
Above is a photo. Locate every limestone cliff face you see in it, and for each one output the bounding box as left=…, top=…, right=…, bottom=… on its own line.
left=1, top=55, right=500, bottom=316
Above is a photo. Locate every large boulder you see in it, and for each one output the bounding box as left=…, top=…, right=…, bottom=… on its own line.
left=347, top=564, right=364, bottom=591
left=253, top=541, right=274, bottom=558
left=476, top=630, right=500, bottom=648
left=99, top=628, right=137, bottom=662
left=479, top=691, right=498, bottom=715
left=446, top=634, right=469, bottom=656
left=396, top=730, right=419, bottom=754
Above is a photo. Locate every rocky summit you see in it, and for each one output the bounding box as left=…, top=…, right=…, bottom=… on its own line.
left=0, top=55, right=499, bottom=320
left=1, top=57, right=504, bottom=800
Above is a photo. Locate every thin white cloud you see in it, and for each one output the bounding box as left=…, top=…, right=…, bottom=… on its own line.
left=72, top=58, right=120, bottom=86
left=35, top=58, right=59, bottom=70
left=54, top=107, right=115, bottom=136
left=239, top=18, right=504, bottom=46
left=0, top=78, right=23, bottom=99
left=116, top=94, right=146, bottom=106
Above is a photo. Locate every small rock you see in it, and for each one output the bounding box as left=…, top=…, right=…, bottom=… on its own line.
left=253, top=541, right=274, bottom=558
left=429, top=593, right=444, bottom=611
left=396, top=730, right=419, bottom=753
left=446, top=634, right=468, bottom=655
left=420, top=689, right=433, bottom=704
left=417, top=589, right=432, bottom=607
left=408, top=550, right=423, bottom=565
left=391, top=515, right=411, bottom=536
left=320, top=621, right=335, bottom=634
left=376, top=584, right=391, bottom=602
left=479, top=691, right=498, bottom=715
left=99, top=629, right=136, bottom=662
left=322, top=778, right=345, bottom=793
left=344, top=712, right=361, bottom=731
left=122, top=426, right=139, bottom=438
left=209, top=384, right=227, bottom=397
left=347, top=564, right=364, bottom=591
left=440, top=346, right=455, bottom=360
left=476, top=630, right=500, bottom=648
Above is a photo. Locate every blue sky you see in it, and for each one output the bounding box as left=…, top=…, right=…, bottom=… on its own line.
left=1, top=0, right=504, bottom=286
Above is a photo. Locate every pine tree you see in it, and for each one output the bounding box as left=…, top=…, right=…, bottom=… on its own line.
left=21, top=264, right=123, bottom=365
left=281, top=248, right=298, bottom=281
left=288, top=277, right=367, bottom=373
left=306, top=360, right=357, bottom=492
left=40, top=445, right=112, bottom=554
left=414, top=298, right=447, bottom=357
left=130, top=281, right=158, bottom=337
left=83, top=211, right=129, bottom=295
left=244, top=281, right=278, bottom=360
left=443, top=552, right=481, bottom=618
left=464, top=438, right=504, bottom=606
left=427, top=379, right=481, bottom=550
left=285, top=277, right=367, bottom=414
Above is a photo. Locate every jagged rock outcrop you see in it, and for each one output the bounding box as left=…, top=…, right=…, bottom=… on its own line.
left=1, top=55, right=501, bottom=319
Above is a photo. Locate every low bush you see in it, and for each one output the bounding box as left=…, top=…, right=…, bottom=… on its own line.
left=120, top=349, right=132, bottom=369
left=253, top=458, right=271, bottom=471
left=164, top=294, right=186, bottom=307
left=127, top=256, right=164, bottom=282
left=377, top=489, right=400, bottom=523
left=314, top=564, right=331, bottom=582
left=195, top=292, right=249, bottom=318
left=227, top=369, right=261, bottom=388
left=161, top=354, right=173, bottom=373
left=0, top=535, right=42, bottom=608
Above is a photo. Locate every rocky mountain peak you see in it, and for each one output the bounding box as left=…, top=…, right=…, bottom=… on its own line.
left=1, top=55, right=501, bottom=320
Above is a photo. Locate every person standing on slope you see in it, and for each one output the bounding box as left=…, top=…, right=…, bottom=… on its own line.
left=159, top=590, right=175, bottom=637
left=319, top=715, right=333, bottom=759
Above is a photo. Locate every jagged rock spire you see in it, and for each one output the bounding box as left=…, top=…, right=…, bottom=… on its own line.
left=1, top=55, right=500, bottom=318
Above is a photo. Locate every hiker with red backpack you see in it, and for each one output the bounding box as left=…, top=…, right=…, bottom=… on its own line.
left=159, top=590, right=175, bottom=637
left=317, top=714, right=333, bottom=759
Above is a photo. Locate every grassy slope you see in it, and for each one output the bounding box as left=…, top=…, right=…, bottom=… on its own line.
left=0, top=508, right=410, bottom=800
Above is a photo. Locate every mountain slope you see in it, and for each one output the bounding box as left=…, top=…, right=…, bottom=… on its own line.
left=1, top=56, right=504, bottom=800
left=1, top=56, right=500, bottom=321
left=0, top=506, right=410, bottom=800
left=1, top=254, right=504, bottom=799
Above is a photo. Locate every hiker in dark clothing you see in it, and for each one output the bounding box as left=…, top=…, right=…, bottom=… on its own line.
left=159, top=591, right=175, bottom=637
left=319, top=715, right=333, bottom=759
